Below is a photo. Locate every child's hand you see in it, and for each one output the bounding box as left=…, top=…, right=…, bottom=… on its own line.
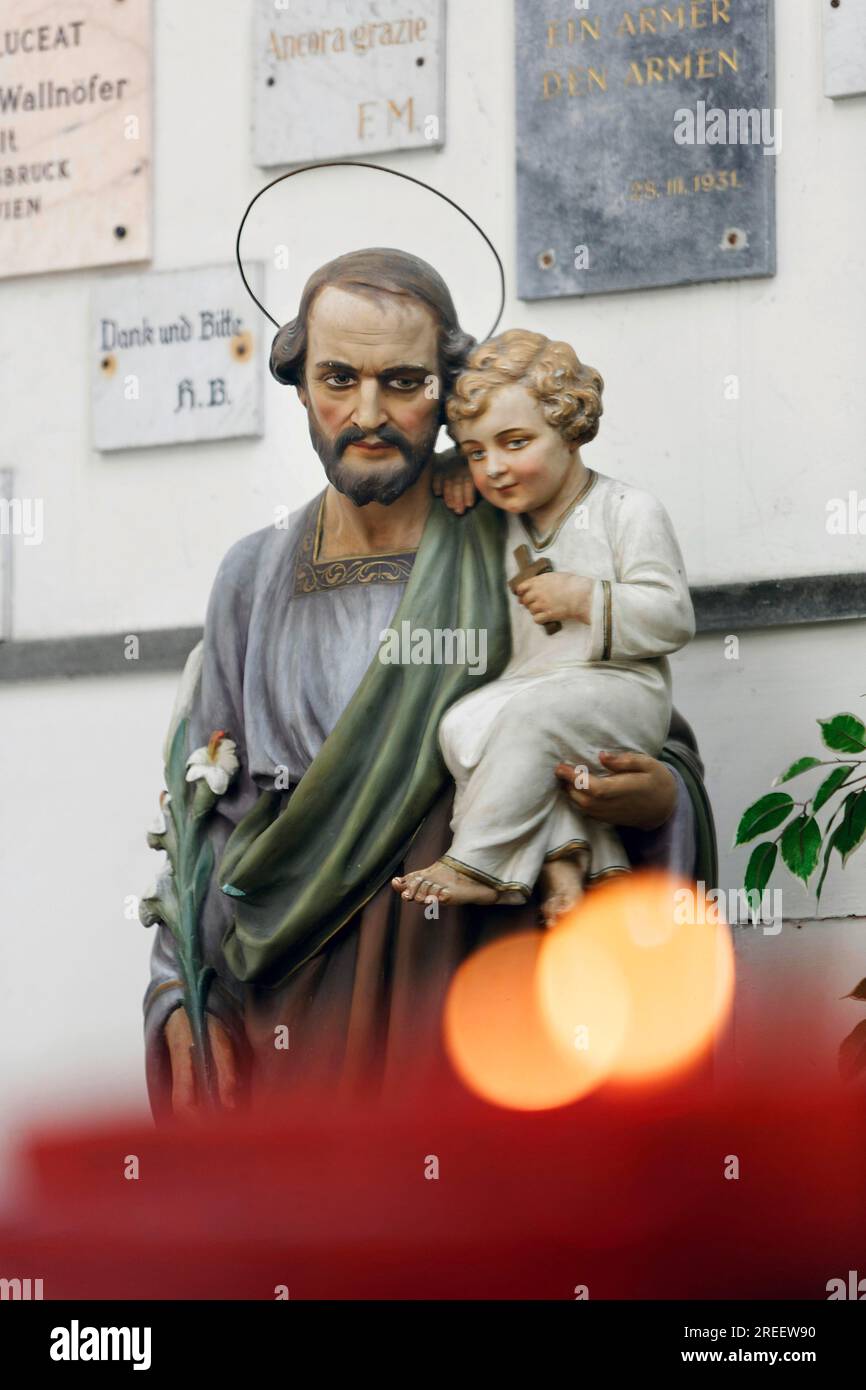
left=431, top=449, right=477, bottom=515
left=514, top=571, right=593, bottom=625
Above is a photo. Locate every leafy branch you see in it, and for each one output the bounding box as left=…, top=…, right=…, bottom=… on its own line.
left=735, top=711, right=866, bottom=1082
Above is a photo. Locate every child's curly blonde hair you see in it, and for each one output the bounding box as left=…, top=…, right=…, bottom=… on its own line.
left=445, top=328, right=603, bottom=449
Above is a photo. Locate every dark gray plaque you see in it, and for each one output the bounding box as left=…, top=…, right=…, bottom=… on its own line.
left=516, top=0, right=775, bottom=299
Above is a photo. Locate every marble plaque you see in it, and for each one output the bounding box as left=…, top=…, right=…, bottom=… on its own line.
left=0, top=0, right=152, bottom=279
left=516, top=0, right=776, bottom=299
left=823, top=0, right=866, bottom=99
left=92, top=264, right=265, bottom=452
left=253, top=0, right=445, bottom=165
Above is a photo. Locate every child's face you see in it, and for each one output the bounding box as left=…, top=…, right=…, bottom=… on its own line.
left=452, top=384, right=576, bottom=514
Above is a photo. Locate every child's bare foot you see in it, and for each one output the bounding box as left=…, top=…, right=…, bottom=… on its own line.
left=540, top=854, right=588, bottom=927
left=391, top=860, right=500, bottom=906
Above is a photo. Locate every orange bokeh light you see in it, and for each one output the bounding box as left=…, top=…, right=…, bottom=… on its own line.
left=539, top=871, right=735, bottom=1085
left=443, top=872, right=736, bottom=1111
left=443, top=930, right=627, bottom=1110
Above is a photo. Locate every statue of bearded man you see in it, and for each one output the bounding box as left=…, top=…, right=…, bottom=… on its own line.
left=143, top=248, right=716, bottom=1119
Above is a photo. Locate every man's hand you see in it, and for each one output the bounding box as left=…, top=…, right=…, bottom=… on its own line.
left=554, top=750, right=677, bottom=831
left=431, top=450, right=477, bottom=515
left=515, top=571, right=593, bottom=626
left=164, top=1007, right=239, bottom=1118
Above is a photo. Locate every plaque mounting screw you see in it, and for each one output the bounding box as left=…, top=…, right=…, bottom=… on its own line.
left=721, top=227, right=748, bottom=251
left=231, top=332, right=253, bottom=362
left=537, top=249, right=556, bottom=271
left=113, top=225, right=127, bottom=240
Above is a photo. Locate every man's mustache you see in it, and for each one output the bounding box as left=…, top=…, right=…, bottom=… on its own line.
left=335, top=424, right=413, bottom=458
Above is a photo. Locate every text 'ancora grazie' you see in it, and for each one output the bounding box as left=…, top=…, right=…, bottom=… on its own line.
left=268, top=18, right=428, bottom=62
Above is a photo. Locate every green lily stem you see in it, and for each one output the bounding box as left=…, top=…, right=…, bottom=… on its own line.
left=173, top=804, right=220, bottom=1110
left=185, top=977, right=219, bottom=1110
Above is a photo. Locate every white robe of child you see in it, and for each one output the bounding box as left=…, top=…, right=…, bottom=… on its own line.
left=438, top=469, right=696, bottom=898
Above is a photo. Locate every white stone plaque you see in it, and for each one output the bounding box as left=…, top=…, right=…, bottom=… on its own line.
left=0, top=0, right=152, bottom=279
left=823, top=0, right=866, bottom=99
left=92, top=264, right=265, bottom=452
left=253, top=0, right=445, bottom=165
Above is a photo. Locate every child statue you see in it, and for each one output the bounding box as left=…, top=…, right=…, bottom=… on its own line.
left=392, top=329, right=696, bottom=924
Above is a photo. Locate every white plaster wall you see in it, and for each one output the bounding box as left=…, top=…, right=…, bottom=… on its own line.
left=0, top=672, right=173, bottom=1152
left=1, top=0, right=865, bottom=1141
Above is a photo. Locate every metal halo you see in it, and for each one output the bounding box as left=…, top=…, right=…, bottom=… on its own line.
left=235, top=160, right=506, bottom=339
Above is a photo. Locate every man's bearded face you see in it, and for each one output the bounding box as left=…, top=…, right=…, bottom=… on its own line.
left=299, top=285, right=443, bottom=507
left=307, top=411, right=440, bottom=508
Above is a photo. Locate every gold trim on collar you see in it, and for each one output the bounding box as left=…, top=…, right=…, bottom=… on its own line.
left=519, top=468, right=598, bottom=552
left=294, top=493, right=417, bottom=594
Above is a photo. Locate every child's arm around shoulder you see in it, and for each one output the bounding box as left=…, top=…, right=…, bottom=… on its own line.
left=587, top=481, right=696, bottom=662
left=431, top=446, right=478, bottom=515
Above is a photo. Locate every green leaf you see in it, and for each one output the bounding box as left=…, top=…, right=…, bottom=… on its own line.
left=843, top=978, right=866, bottom=1002
left=815, top=827, right=840, bottom=904
left=819, top=713, right=866, bottom=754
left=772, top=756, right=821, bottom=785
left=779, top=814, right=821, bottom=884
left=196, top=964, right=216, bottom=1014
left=814, top=793, right=850, bottom=904
left=744, top=841, right=777, bottom=896
left=838, top=1019, right=866, bottom=1083
left=734, top=792, right=794, bottom=846
left=812, top=764, right=855, bottom=814
left=165, top=716, right=190, bottom=805
left=835, top=791, right=866, bottom=867
left=191, top=838, right=215, bottom=911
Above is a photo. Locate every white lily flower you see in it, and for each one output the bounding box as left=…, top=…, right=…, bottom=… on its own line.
left=186, top=730, right=239, bottom=796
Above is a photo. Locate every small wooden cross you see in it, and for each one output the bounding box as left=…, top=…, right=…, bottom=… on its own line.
left=508, top=544, right=562, bottom=636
